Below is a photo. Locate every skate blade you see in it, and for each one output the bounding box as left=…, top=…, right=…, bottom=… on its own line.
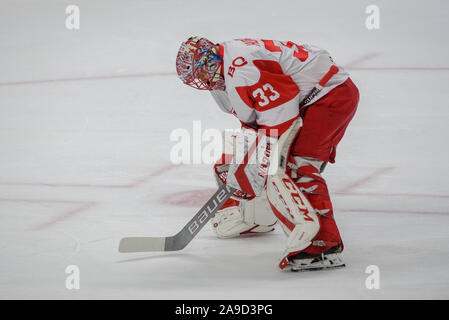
left=289, top=253, right=345, bottom=272
left=291, top=263, right=346, bottom=272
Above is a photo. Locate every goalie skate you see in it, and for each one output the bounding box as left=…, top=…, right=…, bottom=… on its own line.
left=287, top=245, right=345, bottom=272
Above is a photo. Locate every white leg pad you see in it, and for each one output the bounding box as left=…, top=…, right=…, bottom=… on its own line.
left=266, top=173, right=320, bottom=268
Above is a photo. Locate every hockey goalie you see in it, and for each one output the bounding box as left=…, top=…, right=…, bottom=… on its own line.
left=175, top=37, right=359, bottom=271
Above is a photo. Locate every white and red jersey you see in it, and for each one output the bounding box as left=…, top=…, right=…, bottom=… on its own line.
left=211, top=38, right=349, bottom=135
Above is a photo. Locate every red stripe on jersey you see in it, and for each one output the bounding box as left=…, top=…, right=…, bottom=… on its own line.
left=235, top=60, right=300, bottom=112
left=318, top=65, right=339, bottom=87
left=261, top=40, right=281, bottom=52
left=282, top=41, right=309, bottom=62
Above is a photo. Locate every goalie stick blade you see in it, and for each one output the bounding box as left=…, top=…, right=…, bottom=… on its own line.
left=118, top=184, right=235, bottom=253
left=119, top=237, right=166, bottom=253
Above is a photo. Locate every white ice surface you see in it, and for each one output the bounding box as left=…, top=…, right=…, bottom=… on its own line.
left=0, top=0, right=449, bottom=299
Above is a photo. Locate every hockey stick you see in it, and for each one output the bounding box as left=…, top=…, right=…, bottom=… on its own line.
left=118, top=65, right=339, bottom=253
left=119, top=184, right=236, bottom=252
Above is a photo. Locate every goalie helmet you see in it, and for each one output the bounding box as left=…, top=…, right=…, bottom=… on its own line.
left=176, top=36, right=225, bottom=90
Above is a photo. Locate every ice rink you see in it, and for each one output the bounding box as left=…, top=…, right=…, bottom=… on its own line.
left=1, top=0, right=449, bottom=299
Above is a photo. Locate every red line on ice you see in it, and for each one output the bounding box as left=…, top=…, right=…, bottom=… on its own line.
left=162, top=188, right=216, bottom=207
left=0, top=198, right=90, bottom=204
left=348, top=67, right=449, bottom=71
left=1, top=53, right=448, bottom=87
left=0, top=72, right=175, bottom=87
left=341, top=52, right=449, bottom=71
left=0, top=198, right=96, bottom=230
left=342, top=208, right=449, bottom=216
left=334, top=191, right=449, bottom=199
left=336, top=167, right=395, bottom=193
left=33, top=202, right=97, bottom=230
left=0, top=163, right=180, bottom=189
left=343, top=52, right=381, bottom=69
left=161, top=188, right=449, bottom=218
left=0, top=164, right=179, bottom=229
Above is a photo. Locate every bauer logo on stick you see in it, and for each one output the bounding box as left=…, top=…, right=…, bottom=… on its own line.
left=187, top=185, right=232, bottom=235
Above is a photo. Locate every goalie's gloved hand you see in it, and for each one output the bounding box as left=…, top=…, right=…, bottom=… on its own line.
left=214, top=156, right=255, bottom=200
